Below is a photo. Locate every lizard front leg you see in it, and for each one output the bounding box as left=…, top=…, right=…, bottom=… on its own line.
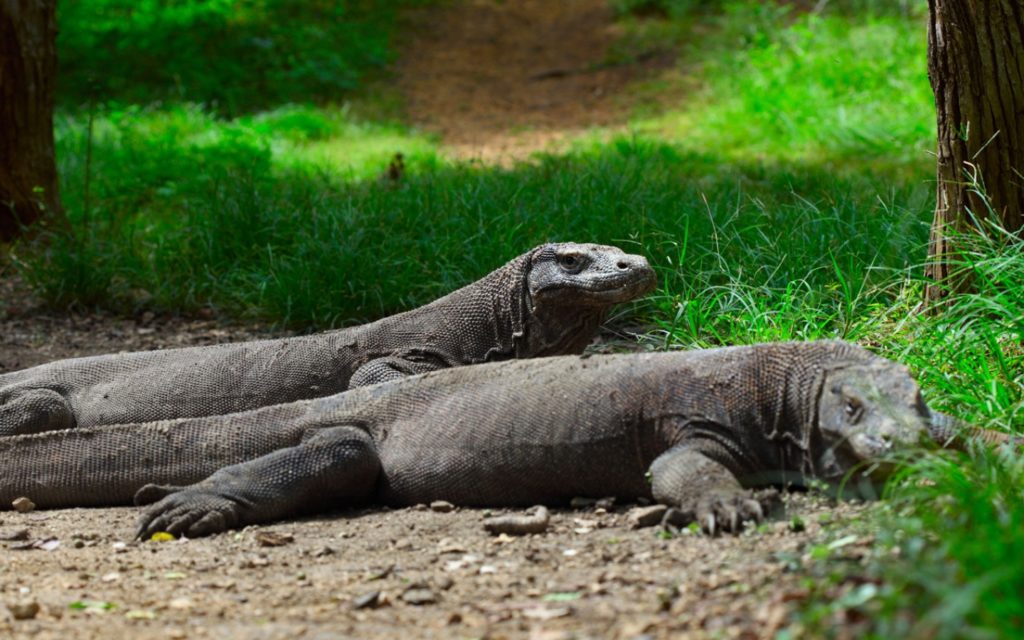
left=135, top=425, right=379, bottom=539
left=0, top=388, right=75, bottom=436
left=649, top=442, right=775, bottom=535
left=349, top=348, right=458, bottom=388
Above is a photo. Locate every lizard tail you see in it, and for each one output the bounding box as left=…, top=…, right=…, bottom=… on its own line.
left=928, top=411, right=1016, bottom=452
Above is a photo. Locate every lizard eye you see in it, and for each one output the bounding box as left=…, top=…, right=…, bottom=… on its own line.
left=557, top=254, right=582, bottom=270
left=844, top=398, right=863, bottom=423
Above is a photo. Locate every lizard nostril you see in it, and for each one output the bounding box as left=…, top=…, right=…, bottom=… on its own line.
left=616, top=261, right=629, bottom=270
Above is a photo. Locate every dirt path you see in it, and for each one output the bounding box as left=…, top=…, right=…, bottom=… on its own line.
left=396, top=0, right=675, bottom=162
left=2, top=494, right=858, bottom=640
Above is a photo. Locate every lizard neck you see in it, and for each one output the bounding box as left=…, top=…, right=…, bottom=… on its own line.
left=483, top=252, right=532, bottom=361
left=352, top=252, right=531, bottom=366
left=517, top=303, right=608, bottom=358
left=772, top=341, right=879, bottom=480
left=470, top=249, right=611, bottom=361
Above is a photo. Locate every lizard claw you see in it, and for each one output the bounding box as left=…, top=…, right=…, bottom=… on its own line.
left=704, top=513, right=717, bottom=537
left=691, top=488, right=775, bottom=535
left=135, top=488, right=242, bottom=540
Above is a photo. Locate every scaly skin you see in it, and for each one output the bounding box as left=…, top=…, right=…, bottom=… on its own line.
left=927, top=411, right=1019, bottom=451
left=0, top=341, right=940, bottom=538
left=0, top=243, right=655, bottom=436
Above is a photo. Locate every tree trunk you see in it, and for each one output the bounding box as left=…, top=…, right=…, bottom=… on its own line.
left=925, top=0, right=1024, bottom=305
left=0, top=0, right=64, bottom=243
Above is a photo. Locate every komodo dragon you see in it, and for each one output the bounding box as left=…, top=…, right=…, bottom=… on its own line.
left=0, top=340, right=975, bottom=538
left=0, top=242, right=655, bottom=436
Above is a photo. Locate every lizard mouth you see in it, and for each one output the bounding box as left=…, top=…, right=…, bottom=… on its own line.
left=815, top=442, right=894, bottom=488
left=825, top=423, right=924, bottom=485
left=533, top=271, right=657, bottom=304
left=848, top=432, right=891, bottom=459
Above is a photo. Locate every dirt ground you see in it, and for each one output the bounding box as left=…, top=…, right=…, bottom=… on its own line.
left=396, top=0, right=678, bottom=162
left=1, top=493, right=861, bottom=640
left=0, top=2, right=863, bottom=637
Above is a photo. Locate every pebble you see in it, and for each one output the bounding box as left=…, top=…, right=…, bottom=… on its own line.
left=435, top=576, right=455, bottom=591
left=169, top=597, right=193, bottom=610
left=0, top=528, right=29, bottom=541
left=430, top=500, right=455, bottom=513
left=255, top=531, right=294, bottom=547
left=401, top=588, right=437, bottom=605
left=522, top=606, right=571, bottom=620
left=10, top=537, right=60, bottom=551
left=352, top=591, right=383, bottom=610
left=437, top=541, right=467, bottom=554
left=627, top=505, right=668, bottom=529
left=394, top=538, right=413, bottom=550
left=8, top=600, right=40, bottom=620
left=12, top=497, right=35, bottom=513
left=483, top=506, right=550, bottom=536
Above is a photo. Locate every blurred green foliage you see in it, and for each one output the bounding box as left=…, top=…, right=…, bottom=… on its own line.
left=58, top=0, right=419, bottom=113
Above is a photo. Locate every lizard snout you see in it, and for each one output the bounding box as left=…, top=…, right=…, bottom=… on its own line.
left=849, top=413, right=928, bottom=460
left=610, top=254, right=656, bottom=294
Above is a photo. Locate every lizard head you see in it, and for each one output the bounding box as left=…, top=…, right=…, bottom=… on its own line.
left=526, top=243, right=656, bottom=307
left=813, top=361, right=930, bottom=483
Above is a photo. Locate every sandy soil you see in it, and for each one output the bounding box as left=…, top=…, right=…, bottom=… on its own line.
left=1, top=494, right=862, bottom=640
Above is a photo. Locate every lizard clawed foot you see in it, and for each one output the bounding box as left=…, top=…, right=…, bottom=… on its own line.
left=133, top=483, right=187, bottom=506
left=664, top=488, right=779, bottom=536
left=135, top=489, right=242, bottom=540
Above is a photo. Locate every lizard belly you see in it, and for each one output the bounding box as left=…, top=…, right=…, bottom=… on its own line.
left=376, top=416, right=653, bottom=506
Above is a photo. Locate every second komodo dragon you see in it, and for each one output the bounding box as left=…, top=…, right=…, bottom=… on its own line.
left=0, top=340, right=979, bottom=537
left=0, top=242, right=654, bottom=436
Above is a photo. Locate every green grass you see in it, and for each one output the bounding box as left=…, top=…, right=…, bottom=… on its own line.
left=57, top=0, right=428, bottom=115
left=73, top=150, right=933, bottom=326
left=8, top=1, right=1023, bottom=634
left=778, top=212, right=1024, bottom=639
left=24, top=0, right=939, bottom=327
left=780, top=443, right=1024, bottom=639
left=626, top=1, right=934, bottom=171
left=22, top=121, right=935, bottom=326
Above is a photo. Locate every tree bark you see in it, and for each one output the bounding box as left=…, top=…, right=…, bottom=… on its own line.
left=0, top=0, right=64, bottom=242
left=925, top=0, right=1024, bottom=305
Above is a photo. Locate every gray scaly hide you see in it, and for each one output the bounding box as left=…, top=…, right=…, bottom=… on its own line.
left=0, top=340, right=945, bottom=537
left=0, top=242, right=655, bottom=436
